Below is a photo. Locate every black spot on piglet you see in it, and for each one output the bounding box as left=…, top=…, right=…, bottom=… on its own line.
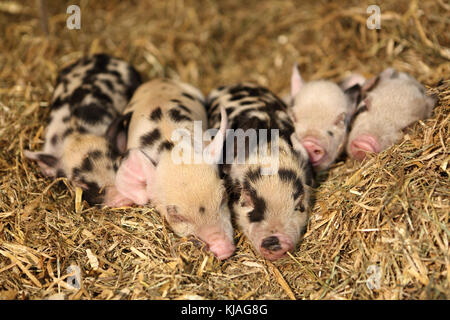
left=73, top=103, right=112, bottom=125
left=168, top=108, right=192, bottom=122
left=81, top=157, right=93, bottom=172
left=248, top=196, right=266, bottom=222
left=278, top=169, right=298, bottom=184
left=158, top=140, right=174, bottom=152
left=87, top=150, right=102, bottom=160
left=140, top=128, right=161, bottom=147
left=182, top=92, right=196, bottom=101
left=150, top=107, right=162, bottom=121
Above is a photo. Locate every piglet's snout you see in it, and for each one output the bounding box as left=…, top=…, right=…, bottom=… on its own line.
left=259, top=233, right=293, bottom=261
left=104, top=186, right=134, bottom=207
left=199, top=229, right=235, bottom=260
left=350, top=134, right=381, bottom=161
left=302, top=137, right=326, bottom=166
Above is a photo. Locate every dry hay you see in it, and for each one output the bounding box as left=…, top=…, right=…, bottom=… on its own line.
left=0, top=0, right=448, bottom=300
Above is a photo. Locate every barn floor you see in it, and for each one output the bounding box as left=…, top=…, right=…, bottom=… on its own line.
left=0, top=0, right=448, bottom=300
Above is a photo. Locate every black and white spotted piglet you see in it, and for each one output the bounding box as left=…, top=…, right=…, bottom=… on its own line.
left=24, top=54, right=141, bottom=205
left=207, top=83, right=314, bottom=261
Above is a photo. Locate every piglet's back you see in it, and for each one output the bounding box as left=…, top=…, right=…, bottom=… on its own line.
left=124, top=79, right=207, bottom=152
left=52, top=54, right=141, bottom=136
left=368, top=78, right=434, bottom=124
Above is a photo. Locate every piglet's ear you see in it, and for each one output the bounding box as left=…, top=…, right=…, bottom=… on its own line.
left=379, top=68, right=398, bottom=80
left=105, top=112, right=132, bottom=155
left=114, top=148, right=157, bottom=206
left=340, top=73, right=366, bottom=91
left=204, top=105, right=228, bottom=165
left=24, top=150, right=59, bottom=177
left=361, top=75, right=380, bottom=93
left=343, top=84, right=362, bottom=113
left=361, top=68, right=397, bottom=93
left=363, top=98, right=372, bottom=111
left=290, top=63, right=304, bottom=98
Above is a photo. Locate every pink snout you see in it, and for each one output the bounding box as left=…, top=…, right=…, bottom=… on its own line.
left=259, top=233, right=294, bottom=261
left=350, top=134, right=381, bottom=161
left=200, top=231, right=235, bottom=260
left=302, top=137, right=326, bottom=167
left=103, top=186, right=134, bottom=207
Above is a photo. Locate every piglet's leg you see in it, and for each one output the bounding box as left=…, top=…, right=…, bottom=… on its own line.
left=114, top=149, right=157, bottom=205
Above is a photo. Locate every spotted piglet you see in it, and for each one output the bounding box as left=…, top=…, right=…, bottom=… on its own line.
left=346, top=68, right=438, bottom=160
left=24, top=54, right=141, bottom=205
left=106, top=79, right=235, bottom=260
left=207, top=83, right=314, bottom=261
left=288, top=64, right=361, bottom=171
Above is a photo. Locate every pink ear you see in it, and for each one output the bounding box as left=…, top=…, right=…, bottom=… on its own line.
left=379, top=68, right=397, bottom=80
left=364, top=98, right=372, bottom=111
left=340, top=73, right=366, bottom=91
left=114, top=149, right=157, bottom=205
left=116, top=131, right=128, bottom=154
left=361, top=76, right=380, bottom=93
left=204, top=105, right=228, bottom=164
left=290, top=63, right=304, bottom=98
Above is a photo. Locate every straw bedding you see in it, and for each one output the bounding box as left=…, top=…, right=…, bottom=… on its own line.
left=0, top=0, right=448, bottom=299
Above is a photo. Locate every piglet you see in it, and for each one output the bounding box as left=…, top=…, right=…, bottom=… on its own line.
left=207, top=83, right=314, bottom=261
left=24, top=54, right=141, bottom=205
left=106, top=79, right=235, bottom=260
left=288, top=64, right=361, bottom=171
left=346, top=68, right=438, bottom=160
